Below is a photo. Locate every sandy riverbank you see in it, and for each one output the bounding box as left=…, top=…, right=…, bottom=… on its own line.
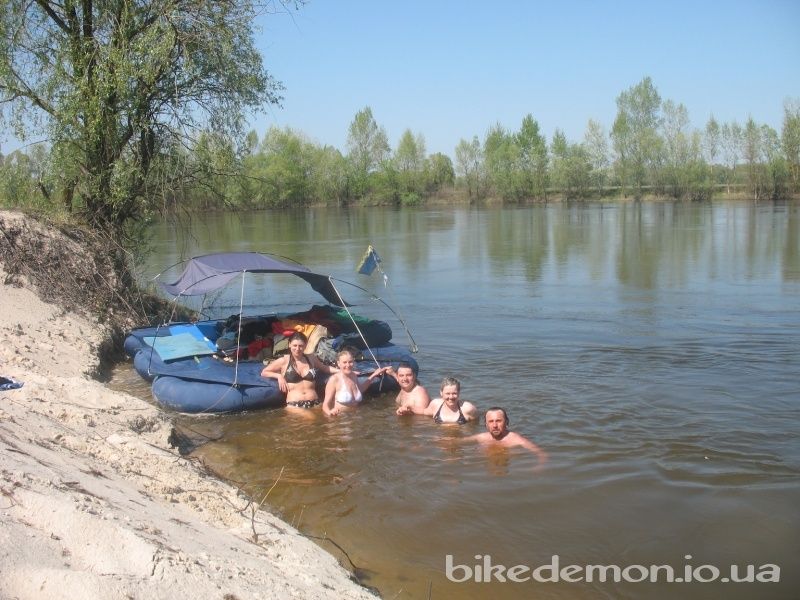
left=0, top=215, right=376, bottom=599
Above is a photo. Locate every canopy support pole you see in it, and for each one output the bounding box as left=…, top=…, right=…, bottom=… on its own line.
left=373, top=262, right=418, bottom=353
left=232, top=270, right=246, bottom=386
left=329, top=277, right=381, bottom=370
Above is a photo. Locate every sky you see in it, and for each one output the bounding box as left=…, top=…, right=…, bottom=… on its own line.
left=252, top=0, right=800, bottom=157
left=2, top=1, right=797, bottom=158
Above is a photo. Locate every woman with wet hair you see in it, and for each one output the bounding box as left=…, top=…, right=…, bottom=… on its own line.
left=322, top=347, right=389, bottom=416
left=261, top=331, right=337, bottom=410
left=398, top=376, right=478, bottom=423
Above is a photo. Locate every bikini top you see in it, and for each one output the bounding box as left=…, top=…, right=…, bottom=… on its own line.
left=335, top=375, right=363, bottom=406
left=433, top=401, right=467, bottom=424
left=284, top=356, right=317, bottom=384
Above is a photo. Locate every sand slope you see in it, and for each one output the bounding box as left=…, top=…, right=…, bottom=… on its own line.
left=0, top=264, right=376, bottom=599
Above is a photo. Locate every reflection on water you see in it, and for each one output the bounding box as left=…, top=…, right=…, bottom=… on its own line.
left=111, top=202, right=800, bottom=599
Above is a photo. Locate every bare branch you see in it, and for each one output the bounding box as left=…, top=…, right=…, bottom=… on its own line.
left=32, top=0, right=71, bottom=33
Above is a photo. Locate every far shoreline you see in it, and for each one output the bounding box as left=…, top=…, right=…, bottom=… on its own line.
left=165, top=190, right=799, bottom=215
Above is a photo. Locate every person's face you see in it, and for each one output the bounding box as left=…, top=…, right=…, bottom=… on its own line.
left=337, top=352, right=355, bottom=372
left=396, top=367, right=416, bottom=390
left=441, top=384, right=460, bottom=406
left=485, top=410, right=508, bottom=439
left=289, top=339, right=306, bottom=357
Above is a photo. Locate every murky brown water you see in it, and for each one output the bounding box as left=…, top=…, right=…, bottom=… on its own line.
left=110, top=202, right=800, bottom=599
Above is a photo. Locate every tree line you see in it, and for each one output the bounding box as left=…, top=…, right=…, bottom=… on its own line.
left=1, top=1, right=798, bottom=250
left=5, top=79, right=799, bottom=217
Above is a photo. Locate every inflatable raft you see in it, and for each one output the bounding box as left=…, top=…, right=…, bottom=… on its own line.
left=124, top=252, right=419, bottom=414
left=125, top=319, right=416, bottom=413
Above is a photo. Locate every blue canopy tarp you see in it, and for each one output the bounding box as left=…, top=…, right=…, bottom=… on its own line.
left=160, top=252, right=346, bottom=306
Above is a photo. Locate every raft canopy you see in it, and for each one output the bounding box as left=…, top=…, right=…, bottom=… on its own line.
left=159, top=252, right=346, bottom=306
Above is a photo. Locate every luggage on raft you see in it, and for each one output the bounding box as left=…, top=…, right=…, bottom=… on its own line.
left=124, top=252, right=420, bottom=414
left=126, top=318, right=417, bottom=414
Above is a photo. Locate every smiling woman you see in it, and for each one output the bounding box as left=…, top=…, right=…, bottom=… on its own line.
left=398, top=376, right=479, bottom=423
left=261, top=331, right=336, bottom=409
left=323, top=347, right=389, bottom=416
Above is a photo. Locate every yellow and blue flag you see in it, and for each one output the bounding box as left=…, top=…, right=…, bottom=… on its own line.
left=357, top=245, right=382, bottom=275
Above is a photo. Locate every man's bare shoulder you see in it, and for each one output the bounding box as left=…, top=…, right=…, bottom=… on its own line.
left=501, top=432, right=530, bottom=446
left=466, top=431, right=494, bottom=443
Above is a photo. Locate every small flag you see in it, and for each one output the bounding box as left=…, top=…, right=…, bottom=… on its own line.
left=357, top=245, right=382, bottom=275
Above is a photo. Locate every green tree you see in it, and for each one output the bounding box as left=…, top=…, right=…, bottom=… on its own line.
left=395, top=130, right=426, bottom=172
left=550, top=129, right=569, bottom=194
left=611, top=76, right=663, bottom=197
left=484, top=123, right=520, bottom=200
left=188, top=131, right=241, bottom=209
left=238, top=129, right=347, bottom=207
left=515, top=114, right=548, bottom=200
left=743, top=117, right=764, bottom=199
left=308, top=144, right=348, bottom=206
left=237, top=132, right=264, bottom=207
left=583, top=119, right=609, bottom=192
left=661, top=100, right=695, bottom=198
left=346, top=106, right=390, bottom=199
left=761, top=123, right=788, bottom=200
left=370, top=158, right=400, bottom=204
left=551, top=129, right=591, bottom=199
left=720, top=121, right=742, bottom=194
left=244, top=130, right=260, bottom=156
left=0, top=0, right=289, bottom=237
left=426, top=152, right=455, bottom=190
left=782, top=98, right=800, bottom=194
left=0, top=149, right=42, bottom=208
left=703, top=116, right=721, bottom=186
left=394, top=129, right=426, bottom=195
left=455, top=136, right=483, bottom=199
left=257, top=126, right=312, bottom=207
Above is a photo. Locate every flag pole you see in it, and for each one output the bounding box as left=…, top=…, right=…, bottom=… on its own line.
left=358, top=245, right=418, bottom=353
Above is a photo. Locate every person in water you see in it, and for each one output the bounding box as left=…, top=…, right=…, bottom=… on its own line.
left=260, top=331, right=337, bottom=410
left=398, top=376, right=478, bottom=423
left=322, top=347, right=389, bottom=416
left=386, top=362, right=431, bottom=415
left=464, top=407, right=548, bottom=467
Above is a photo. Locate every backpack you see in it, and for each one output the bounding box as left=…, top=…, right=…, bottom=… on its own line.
left=315, top=337, right=338, bottom=365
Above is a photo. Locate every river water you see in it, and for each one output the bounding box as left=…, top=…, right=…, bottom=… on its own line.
left=110, top=202, right=800, bottom=599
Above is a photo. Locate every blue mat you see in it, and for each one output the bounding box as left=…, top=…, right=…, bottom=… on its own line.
left=1, top=376, right=24, bottom=391
left=143, top=325, right=217, bottom=361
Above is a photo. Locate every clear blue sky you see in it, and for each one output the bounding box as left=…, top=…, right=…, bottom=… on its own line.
left=253, top=0, right=800, bottom=157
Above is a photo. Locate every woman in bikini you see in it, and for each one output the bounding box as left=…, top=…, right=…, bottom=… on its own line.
left=322, top=348, right=389, bottom=416
left=261, top=331, right=337, bottom=410
left=399, top=376, right=478, bottom=423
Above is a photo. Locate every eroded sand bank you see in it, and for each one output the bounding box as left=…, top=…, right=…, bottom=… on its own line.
left=0, top=212, right=376, bottom=599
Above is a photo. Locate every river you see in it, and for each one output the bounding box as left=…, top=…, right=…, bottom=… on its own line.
left=110, top=202, right=800, bottom=599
